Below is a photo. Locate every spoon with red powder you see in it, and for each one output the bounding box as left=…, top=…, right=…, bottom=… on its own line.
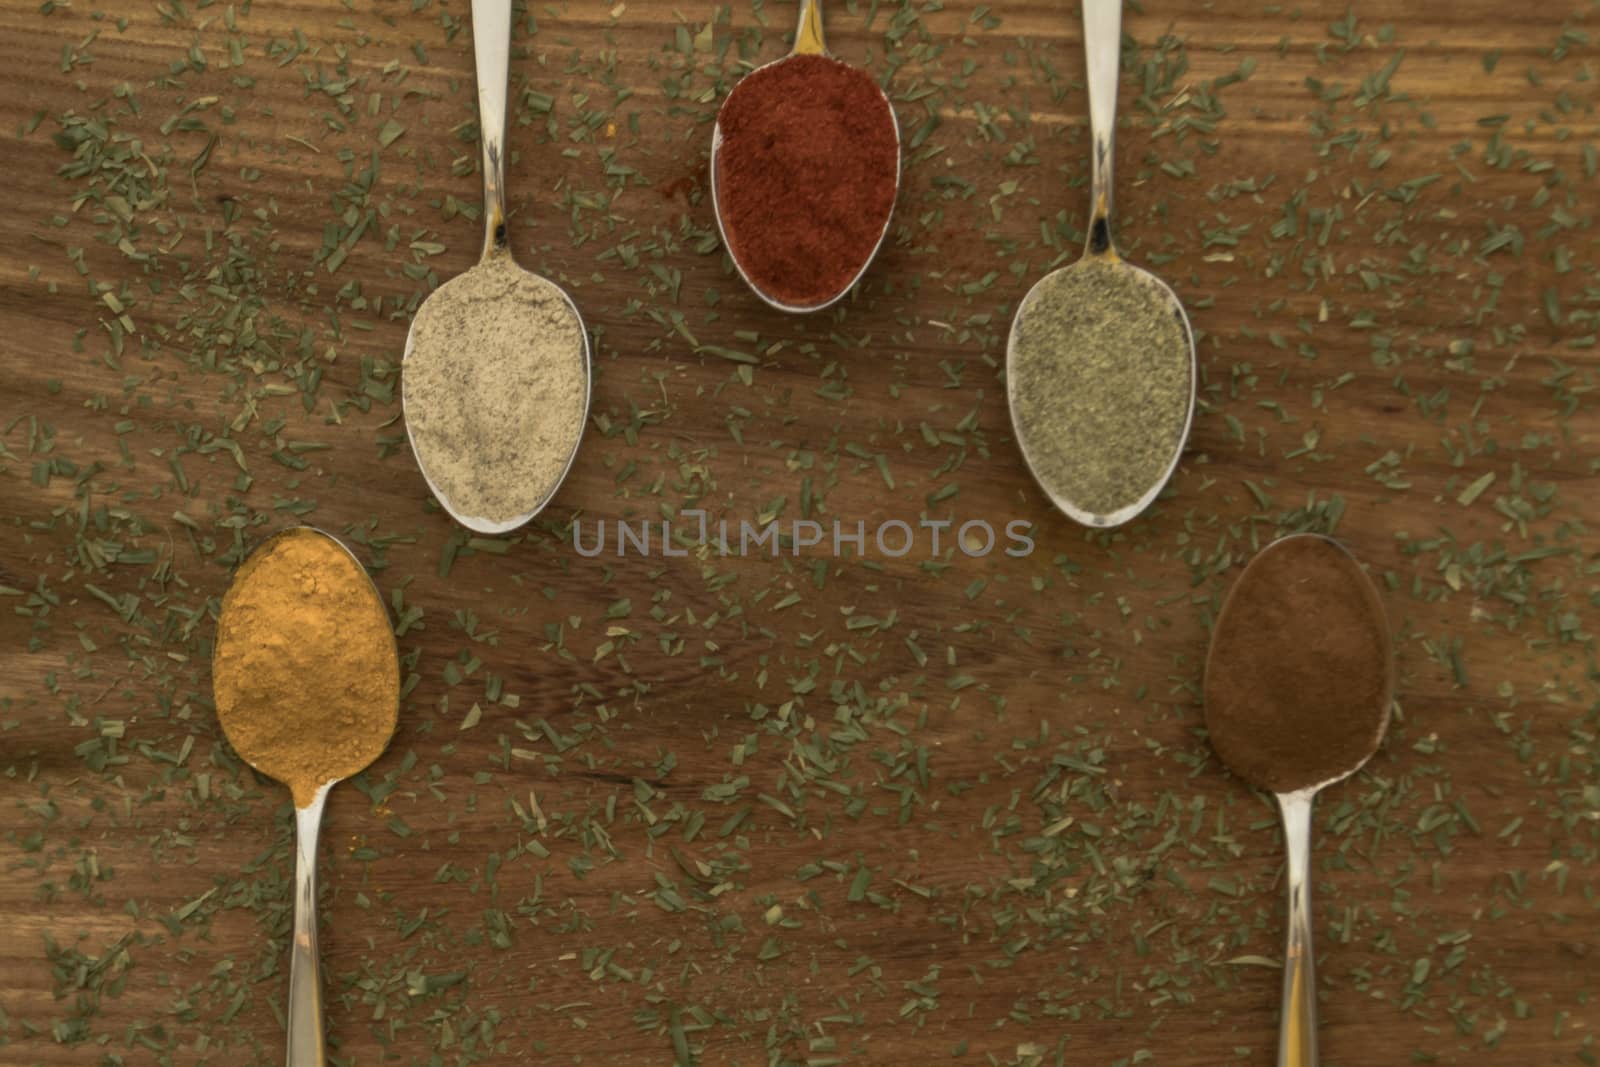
left=710, top=0, right=901, bottom=313
left=1204, top=534, right=1395, bottom=1067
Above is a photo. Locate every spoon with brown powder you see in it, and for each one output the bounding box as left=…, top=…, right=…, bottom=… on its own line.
left=1204, top=534, right=1394, bottom=1067
left=212, top=527, right=400, bottom=1067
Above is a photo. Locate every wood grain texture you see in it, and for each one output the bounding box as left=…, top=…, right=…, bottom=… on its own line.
left=1, top=0, right=1596, bottom=1065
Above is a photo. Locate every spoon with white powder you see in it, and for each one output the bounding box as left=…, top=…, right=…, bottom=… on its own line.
left=402, top=0, right=590, bottom=534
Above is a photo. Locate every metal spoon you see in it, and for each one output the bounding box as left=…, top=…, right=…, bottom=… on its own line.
left=1204, top=534, right=1395, bottom=1067
left=709, top=0, right=901, bottom=313
left=401, top=0, right=592, bottom=534
left=1005, top=0, right=1196, bottom=527
left=212, top=527, right=400, bottom=1067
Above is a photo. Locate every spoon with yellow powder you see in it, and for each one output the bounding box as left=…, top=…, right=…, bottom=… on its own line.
left=401, top=0, right=592, bottom=534
left=212, top=527, right=399, bottom=1067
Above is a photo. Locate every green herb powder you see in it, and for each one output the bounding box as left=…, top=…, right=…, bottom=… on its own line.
left=1008, top=258, right=1192, bottom=521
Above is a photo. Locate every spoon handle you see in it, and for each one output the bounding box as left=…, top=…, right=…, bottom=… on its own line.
left=287, top=787, right=330, bottom=1067
left=1277, top=791, right=1318, bottom=1067
left=793, top=0, right=826, bottom=56
left=1081, top=0, right=1121, bottom=255
left=471, top=0, right=513, bottom=258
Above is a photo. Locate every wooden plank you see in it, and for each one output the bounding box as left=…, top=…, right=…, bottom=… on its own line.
left=0, top=0, right=1594, bottom=1063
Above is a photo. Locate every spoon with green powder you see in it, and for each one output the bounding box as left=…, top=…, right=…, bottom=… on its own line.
left=1204, top=535, right=1395, bottom=1067
left=402, top=0, right=592, bottom=534
left=1006, top=0, right=1195, bottom=528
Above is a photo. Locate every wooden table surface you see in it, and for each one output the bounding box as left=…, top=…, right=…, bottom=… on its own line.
left=1, top=0, right=1596, bottom=1063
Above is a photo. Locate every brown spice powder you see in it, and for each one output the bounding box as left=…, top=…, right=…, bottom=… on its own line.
left=1203, top=535, right=1393, bottom=794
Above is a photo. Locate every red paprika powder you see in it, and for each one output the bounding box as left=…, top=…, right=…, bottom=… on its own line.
left=713, top=53, right=899, bottom=310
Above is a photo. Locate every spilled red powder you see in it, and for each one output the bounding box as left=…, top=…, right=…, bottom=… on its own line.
left=659, top=159, right=708, bottom=203
left=714, top=53, right=899, bottom=309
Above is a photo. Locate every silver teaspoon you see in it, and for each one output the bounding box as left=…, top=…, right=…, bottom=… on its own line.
left=401, top=0, right=592, bottom=534
left=1005, top=0, right=1196, bottom=527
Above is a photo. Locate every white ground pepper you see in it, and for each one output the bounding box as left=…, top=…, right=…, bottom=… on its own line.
left=403, top=252, right=587, bottom=524
left=1009, top=258, right=1192, bottom=520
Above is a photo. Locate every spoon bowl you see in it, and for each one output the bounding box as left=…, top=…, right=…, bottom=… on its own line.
left=1007, top=253, right=1194, bottom=527
left=402, top=255, right=592, bottom=536
left=1005, top=0, right=1196, bottom=527
left=1204, top=534, right=1394, bottom=794
left=709, top=0, right=901, bottom=313
left=402, top=0, right=591, bottom=534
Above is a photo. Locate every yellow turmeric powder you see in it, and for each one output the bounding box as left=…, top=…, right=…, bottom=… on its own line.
left=212, top=527, right=399, bottom=807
